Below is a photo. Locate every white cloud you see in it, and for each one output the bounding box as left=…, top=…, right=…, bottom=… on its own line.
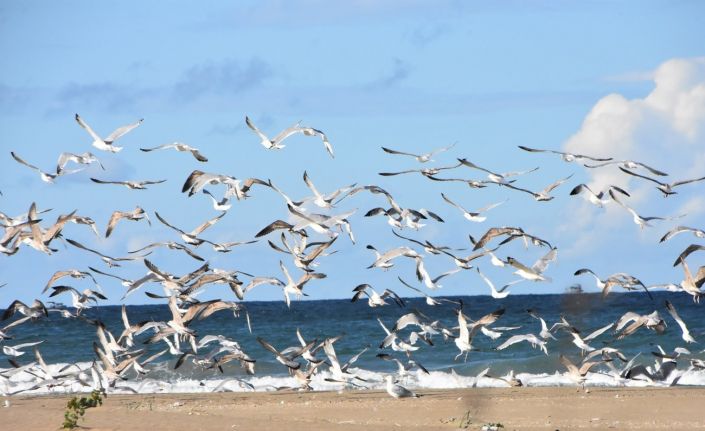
left=557, top=57, right=705, bottom=258
left=564, top=57, right=705, bottom=192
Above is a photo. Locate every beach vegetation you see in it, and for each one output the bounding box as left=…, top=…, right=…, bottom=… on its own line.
left=62, top=390, right=104, bottom=429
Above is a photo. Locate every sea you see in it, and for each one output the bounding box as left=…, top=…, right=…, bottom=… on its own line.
left=3, top=291, right=705, bottom=395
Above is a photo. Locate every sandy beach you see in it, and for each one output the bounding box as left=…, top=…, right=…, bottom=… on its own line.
left=2, top=387, right=705, bottom=430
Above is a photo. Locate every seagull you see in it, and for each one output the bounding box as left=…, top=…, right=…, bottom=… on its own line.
left=496, top=334, right=548, bottom=355
left=10, top=152, right=58, bottom=183
left=201, top=190, right=232, bottom=211
left=2, top=341, right=43, bottom=357
left=395, top=277, right=441, bottom=305
left=43, top=269, right=97, bottom=294
left=378, top=162, right=461, bottom=177
left=569, top=183, right=630, bottom=207
left=574, top=268, right=651, bottom=298
left=517, top=145, right=612, bottom=162
left=660, top=226, right=705, bottom=243
left=476, top=267, right=519, bottom=299
left=351, top=284, right=405, bottom=308
left=614, top=311, right=666, bottom=340
left=609, top=189, right=668, bottom=229
left=566, top=326, right=597, bottom=354
left=140, top=142, right=208, bottom=162
left=673, top=244, right=705, bottom=267
left=618, top=167, right=705, bottom=196
left=526, top=309, right=556, bottom=340
left=56, top=152, right=104, bottom=174
left=181, top=170, right=269, bottom=199
left=471, top=226, right=530, bottom=251
left=128, top=241, right=204, bottom=262
left=154, top=211, right=226, bottom=246
left=584, top=159, right=668, bottom=176
left=392, top=229, right=462, bottom=256
left=441, top=193, right=505, bottom=222
left=278, top=261, right=326, bottom=307
left=245, top=116, right=333, bottom=157
left=378, top=318, right=420, bottom=353
left=424, top=174, right=492, bottom=189
left=457, top=158, right=538, bottom=184
left=90, top=178, right=166, bottom=190
left=384, top=375, right=418, bottom=398
left=49, top=286, right=107, bottom=313
left=381, top=142, right=456, bottom=163
left=367, top=245, right=420, bottom=270
left=1, top=299, right=48, bottom=321
left=672, top=254, right=705, bottom=302
left=664, top=300, right=695, bottom=343
left=505, top=248, right=557, bottom=282
left=75, top=113, right=143, bottom=153
left=377, top=354, right=429, bottom=379
left=105, top=206, right=150, bottom=238
left=559, top=355, right=600, bottom=390
left=503, top=174, right=574, bottom=201
left=66, top=238, right=151, bottom=267
left=301, top=171, right=356, bottom=209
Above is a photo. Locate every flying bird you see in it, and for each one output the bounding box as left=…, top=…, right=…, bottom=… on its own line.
left=140, top=142, right=208, bottom=162
left=245, top=116, right=334, bottom=158
left=75, top=113, right=143, bottom=153
left=90, top=178, right=166, bottom=190
left=517, top=145, right=612, bottom=162
left=660, top=226, right=705, bottom=243
left=584, top=159, right=668, bottom=176
left=619, top=166, right=705, bottom=196
left=569, top=184, right=629, bottom=207
left=105, top=206, right=150, bottom=238
left=503, top=174, right=574, bottom=201
left=457, top=158, right=538, bottom=184
left=441, top=193, right=505, bottom=222
left=664, top=300, right=695, bottom=343
left=381, top=142, right=456, bottom=163
left=10, top=152, right=58, bottom=183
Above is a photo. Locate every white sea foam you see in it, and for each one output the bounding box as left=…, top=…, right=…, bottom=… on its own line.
left=4, top=362, right=705, bottom=396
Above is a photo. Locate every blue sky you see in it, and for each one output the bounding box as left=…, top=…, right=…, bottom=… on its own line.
left=1, top=1, right=704, bottom=306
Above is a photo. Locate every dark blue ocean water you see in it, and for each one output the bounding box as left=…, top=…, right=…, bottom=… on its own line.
left=3, top=291, right=702, bottom=386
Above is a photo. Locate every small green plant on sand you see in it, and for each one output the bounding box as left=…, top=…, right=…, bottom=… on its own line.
left=481, top=423, right=505, bottom=431
left=62, top=390, right=104, bottom=429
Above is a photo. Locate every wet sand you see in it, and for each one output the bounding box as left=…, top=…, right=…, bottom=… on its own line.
left=2, top=387, right=705, bottom=430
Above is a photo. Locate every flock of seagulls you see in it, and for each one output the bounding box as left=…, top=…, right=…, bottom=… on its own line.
left=1, top=112, right=705, bottom=399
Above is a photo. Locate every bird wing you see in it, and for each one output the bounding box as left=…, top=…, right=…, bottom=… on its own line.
left=381, top=146, right=420, bottom=158
left=672, top=175, right=705, bottom=188
left=618, top=167, right=664, bottom=186
left=104, top=118, right=143, bottom=143
left=541, top=174, right=573, bottom=194
left=75, top=114, right=103, bottom=142
left=673, top=244, right=705, bottom=266
left=10, top=152, right=41, bottom=172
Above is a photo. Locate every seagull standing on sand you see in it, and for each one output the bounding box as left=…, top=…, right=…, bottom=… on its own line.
left=385, top=375, right=418, bottom=398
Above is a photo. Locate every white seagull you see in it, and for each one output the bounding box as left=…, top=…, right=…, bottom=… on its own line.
left=385, top=375, right=418, bottom=398
left=381, top=142, right=456, bottom=163
left=75, top=113, right=143, bottom=153
left=140, top=142, right=208, bottom=162
left=441, top=193, right=505, bottom=222
left=245, top=116, right=333, bottom=158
